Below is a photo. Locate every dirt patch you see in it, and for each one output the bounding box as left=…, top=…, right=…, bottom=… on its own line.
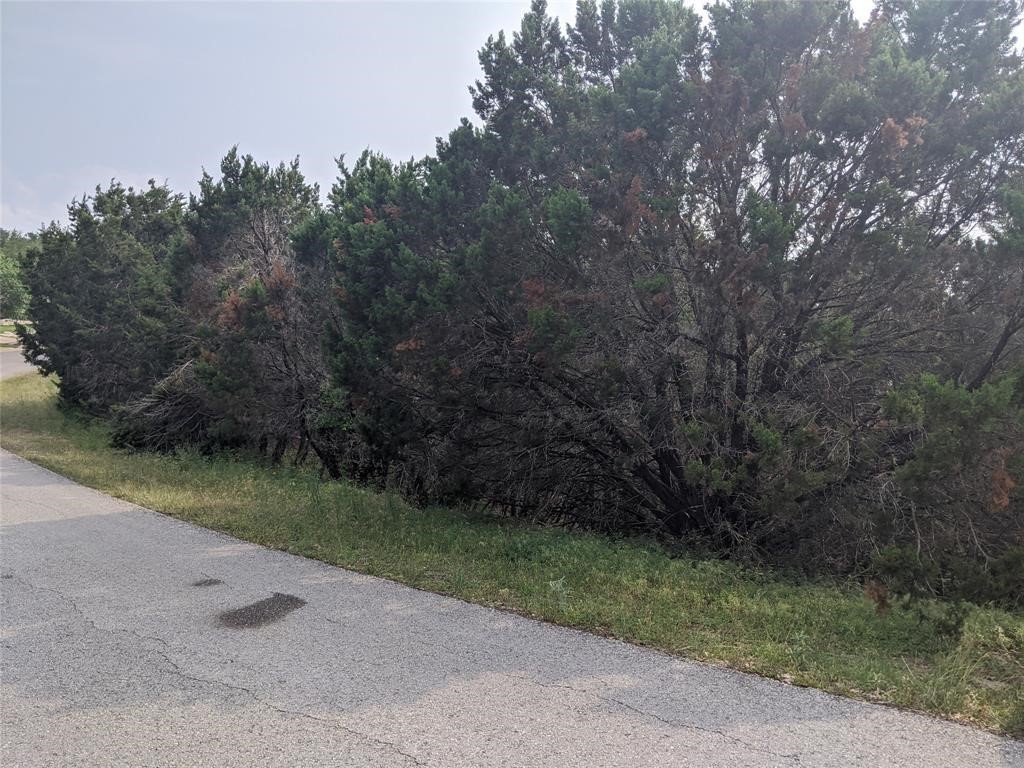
left=218, top=592, right=306, bottom=628
left=192, top=578, right=224, bottom=587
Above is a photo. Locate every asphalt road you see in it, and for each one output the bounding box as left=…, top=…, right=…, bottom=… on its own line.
left=1, top=391, right=1022, bottom=766
left=0, top=348, right=36, bottom=380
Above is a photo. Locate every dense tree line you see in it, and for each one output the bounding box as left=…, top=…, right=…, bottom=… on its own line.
left=17, top=0, right=1024, bottom=605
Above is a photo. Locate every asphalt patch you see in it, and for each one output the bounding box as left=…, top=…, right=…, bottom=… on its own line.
left=192, top=578, right=224, bottom=587
left=218, top=592, right=306, bottom=629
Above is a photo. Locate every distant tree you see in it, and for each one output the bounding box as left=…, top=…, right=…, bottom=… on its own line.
left=0, top=229, right=41, bottom=262
left=0, top=230, right=39, bottom=319
left=0, top=253, right=30, bottom=320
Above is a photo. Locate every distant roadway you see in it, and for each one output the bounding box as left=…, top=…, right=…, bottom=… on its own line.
left=0, top=347, right=35, bottom=379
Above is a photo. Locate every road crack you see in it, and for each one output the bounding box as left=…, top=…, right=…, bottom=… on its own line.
left=7, top=574, right=427, bottom=766
left=149, top=648, right=426, bottom=766
left=511, top=673, right=802, bottom=765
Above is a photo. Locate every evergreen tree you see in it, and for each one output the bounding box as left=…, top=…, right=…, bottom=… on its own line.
left=19, top=182, right=184, bottom=412
left=320, top=0, right=1024, bottom=580
left=115, top=150, right=337, bottom=467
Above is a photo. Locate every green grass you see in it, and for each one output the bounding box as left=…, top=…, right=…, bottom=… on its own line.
left=0, top=324, right=19, bottom=346
left=2, top=372, right=1021, bottom=736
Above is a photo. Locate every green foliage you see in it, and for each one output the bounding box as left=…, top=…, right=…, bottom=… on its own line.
left=874, top=544, right=1024, bottom=613
left=526, top=306, right=580, bottom=359
left=0, top=251, right=30, bottom=319
left=0, top=229, right=41, bottom=262
left=751, top=422, right=783, bottom=459
left=872, top=545, right=938, bottom=595
left=0, top=230, right=40, bottom=318
left=633, top=273, right=671, bottom=294
left=175, top=147, right=319, bottom=291
left=872, top=373, right=1024, bottom=602
left=816, top=315, right=855, bottom=355
left=542, top=187, right=592, bottom=254
left=744, top=190, right=795, bottom=265
left=18, top=182, right=184, bottom=412
left=885, top=373, right=1022, bottom=505
left=987, top=548, right=1024, bottom=610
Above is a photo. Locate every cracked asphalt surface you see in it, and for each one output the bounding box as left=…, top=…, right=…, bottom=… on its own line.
left=1, top=449, right=1022, bottom=765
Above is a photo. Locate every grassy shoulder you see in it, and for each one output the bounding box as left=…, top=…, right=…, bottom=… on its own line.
left=2, top=372, right=1021, bottom=736
left=0, top=324, right=20, bottom=347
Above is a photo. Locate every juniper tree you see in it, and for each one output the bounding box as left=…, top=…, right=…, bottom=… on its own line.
left=321, top=0, right=1024, bottom=583
left=19, top=182, right=184, bottom=412
left=117, top=149, right=340, bottom=467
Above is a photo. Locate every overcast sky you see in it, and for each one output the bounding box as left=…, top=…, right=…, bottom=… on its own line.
left=2, top=1, right=583, bottom=231
left=3, top=0, right=879, bottom=233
